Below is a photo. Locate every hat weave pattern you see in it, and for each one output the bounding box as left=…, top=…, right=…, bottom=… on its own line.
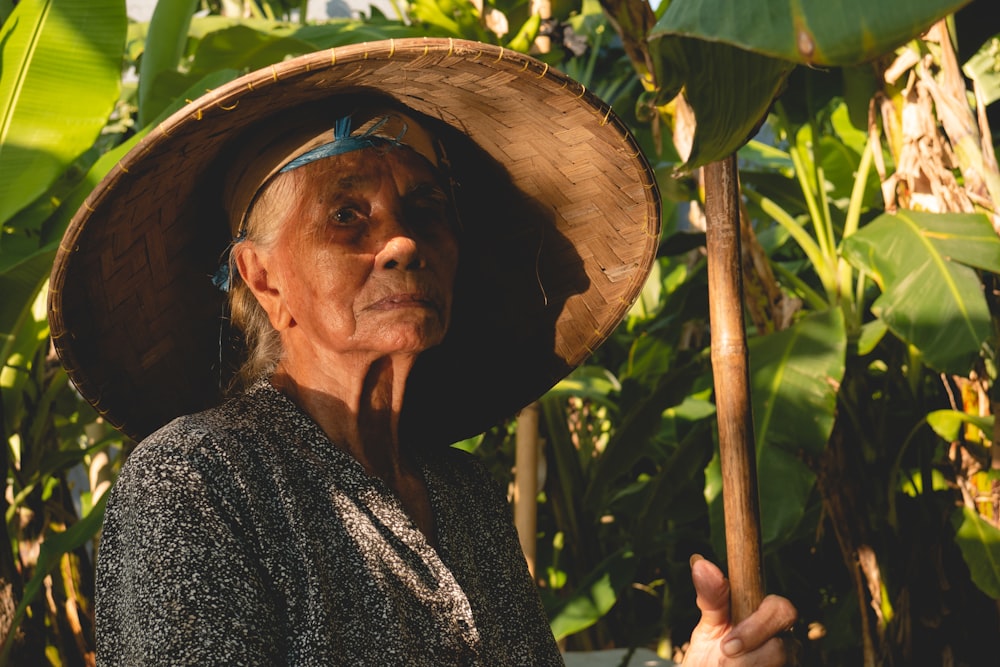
left=49, top=38, right=660, bottom=444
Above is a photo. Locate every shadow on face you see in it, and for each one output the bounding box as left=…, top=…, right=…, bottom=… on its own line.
left=207, top=94, right=590, bottom=448
left=399, top=114, right=590, bottom=448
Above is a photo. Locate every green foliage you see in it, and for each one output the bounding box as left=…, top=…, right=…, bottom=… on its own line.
left=649, top=0, right=972, bottom=168
left=951, top=506, right=1000, bottom=599
left=842, top=210, right=1000, bottom=373
left=548, top=548, right=637, bottom=640
left=652, top=0, right=970, bottom=66
left=3, top=0, right=1000, bottom=664
left=747, top=308, right=846, bottom=545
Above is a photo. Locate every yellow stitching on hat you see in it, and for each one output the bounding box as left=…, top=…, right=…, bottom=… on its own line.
left=620, top=133, right=641, bottom=158
left=82, top=201, right=96, bottom=213
left=447, top=38, right=454, bottom=56
left=495, top=47, right=504, bottom=62
left=247, top=80, right=255, bottom=91
left=219, top=100, right=238, bottom=111
left=331, top=48, right=337, bottom=65
left=520, top=61, right=529, bottom=72
left=422, top=40, right=429, bottom=56
left=119, top=163, right=129, bottom=174
left=645, top=216, right=658, bottom=237
left=270, top=65, right=279, bottom=81
left=537, top=63, right=548, bottom=78
left=158, top=123, right=172, bottom=137
left=388, top=39, right=395, bottom=56
left=600, top=107, right=612, bottom=126
left=194, top=107, right=203, bottom=120
left=472, top=49, right=483, bottom=61
left=576, top=84, right=586, bottom=99
left=363, top=42, right=370, bottom=59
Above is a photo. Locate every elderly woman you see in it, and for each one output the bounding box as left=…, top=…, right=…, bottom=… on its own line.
left=50, top=39, right=794, bottom=665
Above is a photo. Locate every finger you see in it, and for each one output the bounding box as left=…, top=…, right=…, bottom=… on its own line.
left=722, top=594, right=798, bottom=656
left=723, top=635, right=789, bottom=666
left=689, top=554, right=731, bottom=630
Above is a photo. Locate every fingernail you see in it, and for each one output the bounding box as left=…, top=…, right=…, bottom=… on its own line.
left=689, top=553, right=704, bottom=568
left=722, top=637, right=744, bottom=656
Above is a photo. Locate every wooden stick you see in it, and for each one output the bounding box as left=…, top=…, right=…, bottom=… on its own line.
left=514, top=401, right=540, bottom=578
left=704, top=155, right=765, bottom=623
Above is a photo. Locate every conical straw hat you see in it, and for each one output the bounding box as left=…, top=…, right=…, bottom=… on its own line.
left=48, top=37, right=660, bottom=444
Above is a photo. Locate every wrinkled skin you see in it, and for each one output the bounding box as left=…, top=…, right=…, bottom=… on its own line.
left=235, top=145, right=458, bottom=541
left=682, top=555, right=798, bottom=666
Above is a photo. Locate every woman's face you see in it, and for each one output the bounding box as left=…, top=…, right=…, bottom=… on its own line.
left=249, top=146, right=459, bottom=362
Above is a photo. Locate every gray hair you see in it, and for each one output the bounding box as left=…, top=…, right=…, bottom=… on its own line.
left=226, top=173, right=303, bottom=391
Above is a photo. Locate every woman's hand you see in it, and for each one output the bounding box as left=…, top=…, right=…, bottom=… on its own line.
left=681, top=554, right=797, bottom=666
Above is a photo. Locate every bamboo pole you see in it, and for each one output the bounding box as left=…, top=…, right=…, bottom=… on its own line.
left=514, top=401, right=540, bottom=578
left=703, top=155, right=765, bottom=623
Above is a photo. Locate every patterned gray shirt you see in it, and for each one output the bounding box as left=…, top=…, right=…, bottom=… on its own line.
left=96, top=380, right=564, bottom=666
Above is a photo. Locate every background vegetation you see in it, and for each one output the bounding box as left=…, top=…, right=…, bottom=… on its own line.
left=2, top=0, right=999, bottom=665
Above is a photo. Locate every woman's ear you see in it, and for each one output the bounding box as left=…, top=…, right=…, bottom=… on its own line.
left=234, top=243, right=294, bottom=330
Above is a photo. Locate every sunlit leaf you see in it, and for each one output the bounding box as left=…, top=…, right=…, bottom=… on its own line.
left=951, top=507, right=1000, bottom=599
left=138, top=0, right=197, bottom=127
left=749, top=308, right=846, bottom=543
left=0, top=277, right=48, bottom=438
left=926, top=409, right=993, bottom=442
left=963, top=36, right=1000, bottom=107
left=653, top=37, right=793, bottom=169
left=857, top=318, right=888, bottom=356
left=652, top=0, right=970, bottom=66
left=841, top=210, right=1000, bottom=374
left=0, top=0, right=125, bottom=226
left=547, top=549, right=637, bottom=640
left=0, top=492, right=108, bottom=662
left=548, top=365, right=621, bottom=408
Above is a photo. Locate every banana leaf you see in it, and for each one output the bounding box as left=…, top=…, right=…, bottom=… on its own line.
left=138, top=0, right=197, bottom=127
left=963, top=35, right=1000, bottom=107
left=648, top=0, right=970, bottom=168
left=0, top=491, right=108, bottom=663
left=951, top=506, right=1000, bottom=599
left=547, top=548, right=637, bottom=641
left=652, top=0, right=970, bottom=67
left=0, top=0, right=126, bottom=227
left=648, top=35, right=793, bottom=171
left=841, top=210, right=1000, bottom=374
left=748, top=307, right=846, bottom=544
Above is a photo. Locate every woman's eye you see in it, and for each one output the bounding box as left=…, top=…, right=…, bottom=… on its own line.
left=331, top=207, right=362, bottom=225
left=406, top=188, right=451, bottom=229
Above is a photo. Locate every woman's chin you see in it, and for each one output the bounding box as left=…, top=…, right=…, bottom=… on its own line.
left=372, top=322, right=449, bottom=357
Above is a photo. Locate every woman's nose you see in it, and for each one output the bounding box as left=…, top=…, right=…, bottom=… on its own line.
left=376, top=216, right=426, bottom=271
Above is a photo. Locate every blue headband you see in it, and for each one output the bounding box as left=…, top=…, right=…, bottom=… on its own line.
left=213, top=111, right=439, bottom=292
left=277, top=115, right=407, bottom=173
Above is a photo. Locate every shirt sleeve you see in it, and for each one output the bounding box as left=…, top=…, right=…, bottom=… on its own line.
left=95, top=426, right=283, bottom=667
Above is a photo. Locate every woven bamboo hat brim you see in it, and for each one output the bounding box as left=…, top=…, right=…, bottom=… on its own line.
left=48, top=37, right=660, bottom=445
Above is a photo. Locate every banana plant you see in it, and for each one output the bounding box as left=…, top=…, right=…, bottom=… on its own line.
left=0, top=0, right=128, bottom=660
